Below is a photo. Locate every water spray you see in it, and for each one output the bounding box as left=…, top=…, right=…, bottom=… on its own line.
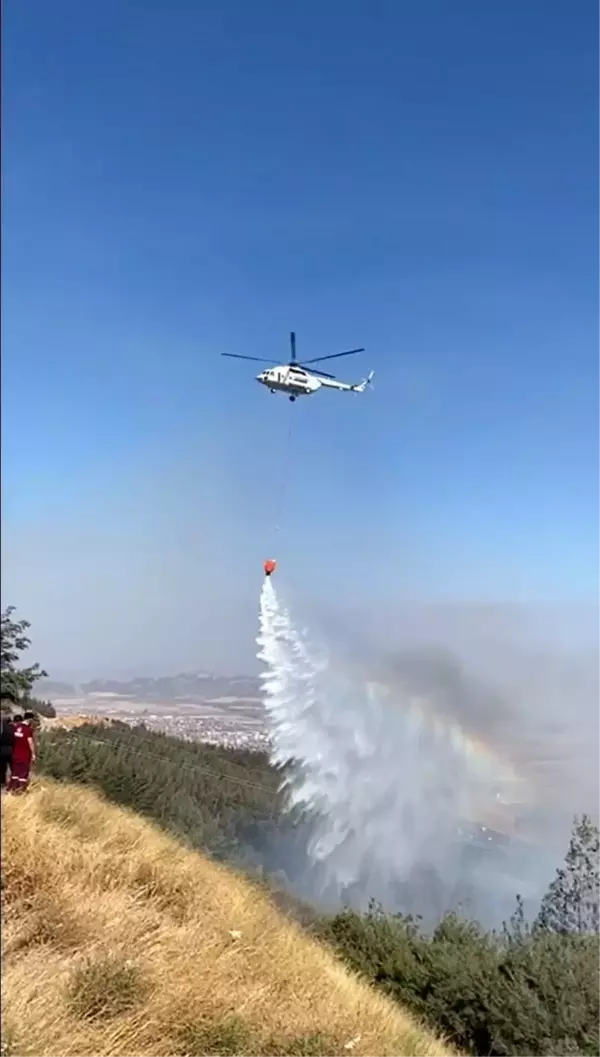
left=257, top=579, right=559, bottom=924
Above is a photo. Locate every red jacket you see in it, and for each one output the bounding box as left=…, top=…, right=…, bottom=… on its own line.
left=12, top=722, right=34, bottom=765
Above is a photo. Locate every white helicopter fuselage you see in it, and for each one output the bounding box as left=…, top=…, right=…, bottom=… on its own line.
left=256, top=364, right=372, bottom=399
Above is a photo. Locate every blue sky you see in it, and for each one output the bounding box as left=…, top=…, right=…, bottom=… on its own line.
left=2, top=0, right=598, bottom=676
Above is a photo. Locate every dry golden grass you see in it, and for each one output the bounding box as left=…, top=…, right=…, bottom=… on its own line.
left=1, top=780, right=455, bottom=1057
left=40, top=714, right=114, bottom=731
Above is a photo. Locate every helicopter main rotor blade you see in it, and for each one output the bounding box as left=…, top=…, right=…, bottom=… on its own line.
left=299, top=366, right=336, bottom=379
left=301, top=347, right=365, bottom=365
left=290, top=331, right=297, bottom=362
left=221, top=354, right=279, bottom=364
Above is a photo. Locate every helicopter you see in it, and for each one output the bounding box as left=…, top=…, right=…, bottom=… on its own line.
left=221, top=331, right=373, bottom=401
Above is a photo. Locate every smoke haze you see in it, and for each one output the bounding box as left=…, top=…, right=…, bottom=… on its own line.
left=258, top=580, right=599, bottom=928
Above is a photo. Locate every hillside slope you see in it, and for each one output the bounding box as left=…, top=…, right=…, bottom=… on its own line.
left=1, top=781, right=453, bottom=1057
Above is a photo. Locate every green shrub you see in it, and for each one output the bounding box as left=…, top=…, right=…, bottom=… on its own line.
left=321, top=903, right=599, bottom=1056
left=174, top=1014, right=254, bottom=1056
left=276, top=1032, right=339, bottom=1055
left=67, top=953, right=148, bottom=1021
left=174, top=1018, right=339, bottom=1057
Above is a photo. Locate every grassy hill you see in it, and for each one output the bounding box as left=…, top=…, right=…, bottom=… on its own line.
left=35, top=720, right=294, bottom=878
left=7, top=721, right=598, bottom=1056
left=34, top=721, right=518, bottom=903
left=1, top=779, right=452, bottom=1057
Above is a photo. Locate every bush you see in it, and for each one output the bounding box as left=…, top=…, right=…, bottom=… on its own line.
left=174, top=1015, right=253, bottom=1056
left=67, top=953, right=148, bottom=1021
left=25, top=697, right=57, bottom=719
left=276, top=1033, right=339, bottom=1056
left=321, top=902, right=599, bottom=1056
left=174, top=1017, right=339, bottom=1057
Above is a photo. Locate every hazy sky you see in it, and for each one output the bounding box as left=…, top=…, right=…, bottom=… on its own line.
left=2, top=0, right=598, bottom=678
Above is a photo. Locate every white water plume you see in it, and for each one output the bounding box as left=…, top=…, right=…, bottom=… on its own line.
left=257, top=579, right=556, bottom=923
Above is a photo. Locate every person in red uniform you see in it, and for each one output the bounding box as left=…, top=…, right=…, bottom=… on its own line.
left=9, top=712, right=36, bottom=793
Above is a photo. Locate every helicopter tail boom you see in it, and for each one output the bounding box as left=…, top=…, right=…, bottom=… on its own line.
left=352, top=371, right=374, bottom=393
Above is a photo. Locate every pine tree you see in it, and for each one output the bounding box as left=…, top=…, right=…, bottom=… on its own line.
left=536, top=815, right=599, bottom=935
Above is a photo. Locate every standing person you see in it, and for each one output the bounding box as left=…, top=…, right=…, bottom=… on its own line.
left=0, top=712, right=15, bottom=789
left=9, top=712, right=36, bottom=793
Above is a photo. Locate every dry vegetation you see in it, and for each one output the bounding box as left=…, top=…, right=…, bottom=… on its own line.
left=39, top=714, right=116, bottom=731
left=1, top=779, right=454, bottom=1057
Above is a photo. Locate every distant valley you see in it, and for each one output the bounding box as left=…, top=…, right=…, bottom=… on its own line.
left=35, top=672, right=266, bottom=752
